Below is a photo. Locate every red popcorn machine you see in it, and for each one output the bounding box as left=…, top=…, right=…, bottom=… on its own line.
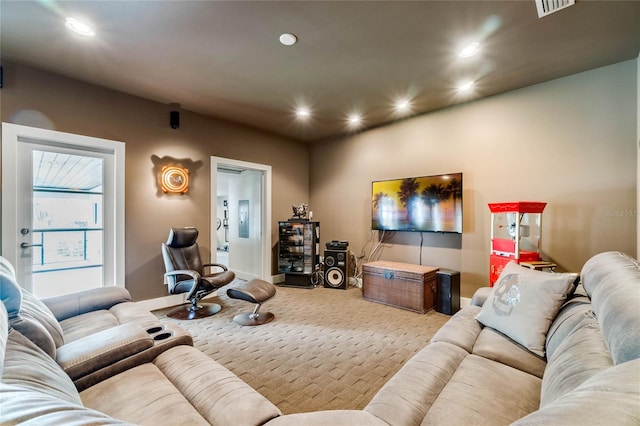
left=488, top=201, right=553, bottom=286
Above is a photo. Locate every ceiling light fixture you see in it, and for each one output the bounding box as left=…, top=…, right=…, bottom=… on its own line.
left=394, top=99, right=412, bottom=114
left=65, top=17, right=95, bottom=37
left=459, top=41, right=480, bottom=58
left=295, top=106, right=311, bottom=119
left=279, top=33, right=298, bottom=46
left=457, top=80, right=475, bottom=92
left=347, top=113, right=362, bottom=127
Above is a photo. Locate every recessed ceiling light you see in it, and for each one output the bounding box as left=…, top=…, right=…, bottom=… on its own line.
left=459, top=41, right=480, bottom=58
left=65, top=17, right=95, bottom=37
left=279, top=33, right=298, bottom=46
left=347, top=113, right=363, bottom=127
left=457, top=80, right=475, bottom=92
left=394, top=98, right=412, bottom=114
left=295, top=106, right=311, bottom=119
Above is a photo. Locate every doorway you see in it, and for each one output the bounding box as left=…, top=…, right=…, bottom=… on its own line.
left=210, top=157, right=271, bottom=282
left=1, top=123, right=125, bottom=297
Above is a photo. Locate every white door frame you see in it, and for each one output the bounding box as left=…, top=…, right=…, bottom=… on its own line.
left=1, top=123, right=126, bottom=288
left=211, top=156, right=272, bottom=282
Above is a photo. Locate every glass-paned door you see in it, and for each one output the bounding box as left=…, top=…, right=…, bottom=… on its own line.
left=2, top=123, right=125, bottom=299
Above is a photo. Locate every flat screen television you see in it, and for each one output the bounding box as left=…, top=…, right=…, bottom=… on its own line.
left=372, top=172, right=462, bottom=233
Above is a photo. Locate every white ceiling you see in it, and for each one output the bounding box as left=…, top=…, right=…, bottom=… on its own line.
left=2, top=0, right=640, bottom=143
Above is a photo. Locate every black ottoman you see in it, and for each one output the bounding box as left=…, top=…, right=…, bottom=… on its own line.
left=226, top=279, right=276, bottom=325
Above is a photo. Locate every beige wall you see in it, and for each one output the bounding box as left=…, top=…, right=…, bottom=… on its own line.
left=0, top=61, right=309, bottom=301
left=2, top=59, right=637, bottom=302
left=310, top=60, right=638, bottom=298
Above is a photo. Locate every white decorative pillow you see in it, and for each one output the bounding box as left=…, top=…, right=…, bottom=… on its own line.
left=476, top=262, right=578, bottom=357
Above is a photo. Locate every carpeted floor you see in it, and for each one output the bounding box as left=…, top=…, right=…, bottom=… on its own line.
left=154, top=282, right=450, bottom=415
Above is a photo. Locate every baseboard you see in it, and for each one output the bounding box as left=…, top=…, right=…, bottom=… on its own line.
left=136, top=293, right=190, bottom=312
left=136, top=285, right=473, bottom=313
left=234, top=272, right=283, bottom=284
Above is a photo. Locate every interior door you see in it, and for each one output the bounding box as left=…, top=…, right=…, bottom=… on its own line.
left=2, top=123, right=125, bottom=298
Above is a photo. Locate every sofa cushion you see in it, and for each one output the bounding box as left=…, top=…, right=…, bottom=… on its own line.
left=580, top=251, right=640, bottom=365
left=431, top=306, right=482, bottom=353
left=365, top=341, right=468, bottom=426
left=545, top=290, right=592, bottom=358
left=20, top=291, right=65, bottom=347
left=433, top=303, right=546, bottom=378
left=59, top=310, right=121, bottom=343
left=540, top=307, right=612, bottom=407
left=422, top=354, right=542, bottom=425
left=81, top=345, right=282, bottom=425
left=266, top=410, right=389, bottom=426
left=6, top=306, right=58, bottom=358
left=60, top=301, right=160, bottom=344
left=18, top=291, right=64, bottom=348
left=0, top=383, right=129, bottom=425
left=2, top=329, right=81, bottom=405
left=513, top=359, right=640, bottom=425
left=81, top=362, right=211, bottom=425
left=472, top=327, right=546, bottom=378
left=476, top=262, right=578, bottom=357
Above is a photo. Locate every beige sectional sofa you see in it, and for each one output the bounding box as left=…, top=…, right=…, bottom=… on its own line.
left=0, top=256, right=281, bottom=425
left=2, top=251, right=639, bottom=425
left=269, top=251, right=640, bottom=425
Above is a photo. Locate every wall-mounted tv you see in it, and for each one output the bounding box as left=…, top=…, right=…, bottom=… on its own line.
left=372, top=172, right=463, bottom=233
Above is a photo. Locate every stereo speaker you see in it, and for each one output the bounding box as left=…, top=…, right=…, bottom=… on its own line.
left=436, top=269, right=460, bottom=315
left=324, top=250, right=349, bottom=289
left=170, top=110, right=180, bottom=129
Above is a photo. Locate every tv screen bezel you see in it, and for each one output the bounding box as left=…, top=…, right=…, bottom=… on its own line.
left=371, top=172, right=463, bottom=234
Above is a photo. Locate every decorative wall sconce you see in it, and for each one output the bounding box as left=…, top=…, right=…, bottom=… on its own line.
left=152, top=155, right=201, bottom=196
left=160, top=165, right=189, bottom=194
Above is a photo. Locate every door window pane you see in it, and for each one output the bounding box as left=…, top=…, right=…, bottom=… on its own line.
left=31, top=150, right=104, bottom=296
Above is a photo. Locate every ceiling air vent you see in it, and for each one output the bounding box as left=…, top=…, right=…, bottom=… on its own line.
left=535, top=0, right=575, bottom=18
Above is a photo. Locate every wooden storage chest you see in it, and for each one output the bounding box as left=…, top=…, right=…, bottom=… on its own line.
left=362, top=261, right=438, bottom=313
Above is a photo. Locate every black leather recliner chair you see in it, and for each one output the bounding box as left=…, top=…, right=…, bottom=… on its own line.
left=161, top=227, right=235, bottom=319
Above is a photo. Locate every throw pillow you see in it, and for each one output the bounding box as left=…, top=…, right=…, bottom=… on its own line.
left=476, top=261, right=578, bottom=357
left=1, top=267, right=65, bottom=358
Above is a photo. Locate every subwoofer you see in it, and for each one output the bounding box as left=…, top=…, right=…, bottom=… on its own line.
left=324, top=250, right=348, bottom=289
left=436, top=269, right=460, bottom=315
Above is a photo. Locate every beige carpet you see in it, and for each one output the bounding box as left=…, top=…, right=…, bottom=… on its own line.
left=154, top=283, right=450, bottom=415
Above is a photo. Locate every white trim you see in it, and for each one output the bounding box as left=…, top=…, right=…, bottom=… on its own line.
left=210, top=156, right=272, bottom=282
left=1, top=123, right=125, bottom=288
